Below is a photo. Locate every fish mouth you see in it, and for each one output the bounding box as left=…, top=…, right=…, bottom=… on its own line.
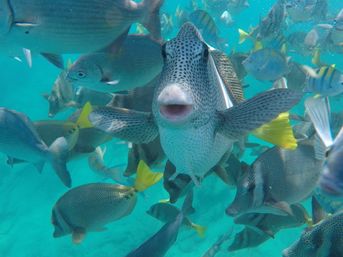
left=157, top=84, right=194, bottom=122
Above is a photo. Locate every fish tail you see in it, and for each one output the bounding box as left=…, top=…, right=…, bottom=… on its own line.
left=141, top=0, right=164, bottom=41
left=181, top=190, right=194, bottom=215
left=190, top=223, right=207, bottom=238
left=252, top=112, right=298, bottom=150
left=238, top=28, right=250, bottom=44
left=76, top=102, right=94, bottom=129
left=134, top=160, right=163, bottom=192
left=49, top=137, right=72, bottom=187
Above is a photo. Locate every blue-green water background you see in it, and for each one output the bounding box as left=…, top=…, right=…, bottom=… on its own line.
left=0, top=0, right=342, bottom=256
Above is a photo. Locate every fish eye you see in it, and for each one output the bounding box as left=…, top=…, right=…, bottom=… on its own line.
left=202, top=43, right=209, bottom=60
left=161, top=43, right=167, bottom=59
left=77, top=71, right=86, bottom=78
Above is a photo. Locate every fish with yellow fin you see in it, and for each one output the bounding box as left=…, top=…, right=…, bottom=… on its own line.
left=51, top=160, right=162, bottom=244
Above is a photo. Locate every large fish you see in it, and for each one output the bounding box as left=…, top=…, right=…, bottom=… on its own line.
left=88, top=23, right=302, bottom=186
left=0, top=108, right=76, bottom=187
left=282, top=210, right=343, bottom=257
left=51, top=160, right=162, bottom=243
left=226, top=143, right=323, bottom=217
left=0, top=0, right=163, bottom=55
left=124, top=191, right=193, bottom=257
left=67, top=35, right=163, bottom=93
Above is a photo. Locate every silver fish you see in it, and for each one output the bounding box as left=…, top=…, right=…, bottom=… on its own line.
left=67, top=35, right=163, bottom=93
left=88, top=23, right=301, bottom=186
left=226, top=144, right=323, bottom=217
left=282, top=210, right=343, bottom=257
left=0, top=108, right=72, bottom=187
left=0, top=0, right=163, bottom=54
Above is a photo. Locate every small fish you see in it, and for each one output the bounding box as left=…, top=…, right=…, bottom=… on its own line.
left=226, top=143, right=323, bottom=217
left=303, top=65, right=343, bottom=97
left=0, top=0, right=163, bottom=55
left=220, top=11, right=234, bottom=26
left=228, top=204, right=309, bottom=251
left=285, top=0, right=328, bottom=23
left=124, top=191, right=193, bottom=257
left=0, top=108, right=77, bottom=187
left=282, top=209, right=343, bottom=257
left=304, top=24, right=331, bottom=50
left=305, top=97, right=343, bottom=197
left=243, top=48, right=289, bottom=81
left=51, top=160, right=162, bottom=244
left=329, top=8, right=343, bottom=47
left=201, top=230, right=233, bottom=257
left=146, top=199, right=206, bottom=237
left=67, top=35, right=163, bottom=93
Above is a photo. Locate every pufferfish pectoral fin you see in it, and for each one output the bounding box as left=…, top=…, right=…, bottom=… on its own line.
left=217, top=89, right=302, bottom=139
left=89, top=106, right=158, bottom=144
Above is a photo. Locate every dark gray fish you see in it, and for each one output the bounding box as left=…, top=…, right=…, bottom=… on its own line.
left=1, top=0, right=163, bottom=54
left=89, top=23, right=302, bottom=187
left=229, top=204, right=308, bottom=251
left=67, top=35, right=163, bottom=93
left=282, top=210, right=343, bottom=257
left=226, top=144, right=323, bottom=217
left=124, top=191, right=193, bottom=257
left=0, top=108, right=73, bottom=187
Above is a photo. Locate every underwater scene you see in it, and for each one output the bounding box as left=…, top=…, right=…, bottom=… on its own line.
left=0, top=0, right=343, bottom=256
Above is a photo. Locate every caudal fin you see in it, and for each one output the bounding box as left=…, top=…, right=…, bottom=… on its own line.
left=190, top=223, right=207, bottom=238
left=252, top=112, right=298, bottom=150
left=49, top=137, right=72, bottom=187
left=134, top=160, right=163, bottom=192
left=142, top=0, right=164, bottom=41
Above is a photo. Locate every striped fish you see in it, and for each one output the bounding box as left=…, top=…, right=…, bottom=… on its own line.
left=0, top=0, right=163, bottom=54
left=304, top=65, right=343, bottom=96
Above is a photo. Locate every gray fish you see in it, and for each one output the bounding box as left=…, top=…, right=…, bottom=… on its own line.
left=1, top=0, right=163, bottom=54
left=44, top=71, right=113, bottom=117
left=229, top=204, right=308, bottom=251
left=287, top=32, right=312, bottom=56
left=0, top=108, right=72, bottom=187
left=124, top=191, right=193, bottom=257
left=67, top=35, right=163, bottom=93
left=329, top=8, right=343, bottom=46
left=285, top=0, right=328, bottom=23
left=243, top=48, right=289, bottom=81
left=51, top=161, right=162, bottom=243
left=88, top=23, right=302, bottom=186
left=226, top=143, right=323, bottom=217
left=284, top=62, right=307, bottom=91
left=282, top=210, right=343, bottom=257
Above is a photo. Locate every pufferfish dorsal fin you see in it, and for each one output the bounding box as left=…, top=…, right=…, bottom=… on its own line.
left=210, top=49, right=245, bottom=104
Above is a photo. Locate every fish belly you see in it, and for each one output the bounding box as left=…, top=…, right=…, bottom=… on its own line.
left=6, top=0, right=140, bottom=53
left=159, top=122, right=232, bottom=179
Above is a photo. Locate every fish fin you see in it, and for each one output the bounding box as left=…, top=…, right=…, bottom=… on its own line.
left=267, top=201, right=294, bottom=216
left=253, top=40, right=263, bottom=51
left=250, top=226, right=275, bottom=238
left=49, top=137, right=72, bottom=187
left=218, top=89, right=302, bottom=139
left=42, top=93, right=50, bottom=100
left=41, top=53, right=64, bottom=69
left=281, top=43, right=287, bottom=55
left=72, top=228, right=86, bottom=244
left=190, top=223, right=207, bottom=237
left=314, top=134, right=327, bottom=161
left=311, top=195, right=327, bottom=225
left=158, top=198, right=171, bottom=203
left=22, top=48, right=32, bottom=68
left=302, top=65, right=320, bottom=78
left=273, top=77, right=288, bottom=89
left=134, top=160, right=163, bottom=192
left=142, top=0, right=164, bottom=41
left=238, top=29, right=250, bottom=44
left=66, top=59, right=73, bottom=69
left=252, top=112, right=298, bottom=150
left=304, top=97, right=333, bottom=148
left=181, top=189, right=194, bottom=215
left=99, top=27, right=130, bottom=53
left=76, top=102, right=94, bottom=129
left=34, top=161, right=45, bottom=174
left=89, top=106, right=158, bottom=144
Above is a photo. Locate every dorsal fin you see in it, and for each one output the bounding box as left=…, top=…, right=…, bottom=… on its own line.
left=210, top=50, right=245, bottom=103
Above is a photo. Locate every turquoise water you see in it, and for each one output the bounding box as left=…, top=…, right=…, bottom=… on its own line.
left=0, top=0, right=342, bottom=256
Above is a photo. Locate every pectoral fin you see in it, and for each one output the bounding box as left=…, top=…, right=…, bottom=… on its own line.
left=217, top=89, right=302, bottom=139
left=41, top=53, right=64, bottom=69
left=72, top=228, right=86, bottom=244
left=89, top=106, right=158, bottom=144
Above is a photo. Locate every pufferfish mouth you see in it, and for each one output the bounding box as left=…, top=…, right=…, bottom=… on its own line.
left=157, top=84, right=194, bottom=122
